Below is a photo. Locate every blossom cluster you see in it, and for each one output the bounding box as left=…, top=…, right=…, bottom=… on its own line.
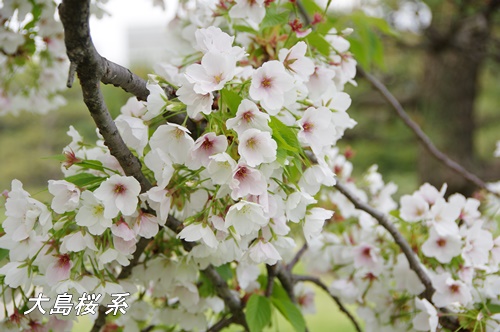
left=0, top=0, right=499, bottom=332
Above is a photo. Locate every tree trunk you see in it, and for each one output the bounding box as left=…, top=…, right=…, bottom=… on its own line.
left=418, top=13, right=491, bottom=196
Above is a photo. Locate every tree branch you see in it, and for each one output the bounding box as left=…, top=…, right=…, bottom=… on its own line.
left=334, top=181, right=464, bottom=331
left=357, top=66, right=497, bottom=196
left=293, top=275, right=362, bottom=332
left=207, top=316, right=236, bottom=332
left=58, top=1, right=245, bottom=331
left=286, top=243, right=308, bottom=271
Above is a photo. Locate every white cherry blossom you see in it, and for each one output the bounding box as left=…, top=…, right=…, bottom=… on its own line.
left=93, top=175, right=141, bottom=218
left=249, top=61, right=295, bottom=115
left=238, top=128, right=277, bottom=167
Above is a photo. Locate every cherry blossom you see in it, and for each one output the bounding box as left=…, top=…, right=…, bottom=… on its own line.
left=249, top=61, right=295, bottom=115
left=226, top=99, right=271, bottom=136
left=93, top=175, right=141, bottom=218
left=48, top=180, right=80, bottom=214
left=238, top=128, right=277, bottom=167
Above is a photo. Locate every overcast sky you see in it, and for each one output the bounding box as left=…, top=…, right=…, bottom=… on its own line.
left=89, top=0, right=177, bottom=65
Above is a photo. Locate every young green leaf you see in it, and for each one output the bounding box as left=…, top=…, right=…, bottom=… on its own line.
left=246, top=294, right=272, bottom=332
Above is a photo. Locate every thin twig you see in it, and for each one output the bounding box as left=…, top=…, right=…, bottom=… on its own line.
left=207, top=316, right=236, bottom=332
left=294, top=275, right=362, bottom=332
left=357, top=66, right=497, bottom=196
left=334, top=181, right=464, bottom=331
left=286, top=243, right=308, bottom=271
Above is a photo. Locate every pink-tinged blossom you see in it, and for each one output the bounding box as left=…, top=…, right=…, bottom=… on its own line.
left=247, top=240, right=282, bottom=265
left=144, top=148, right=174, bottom=189
left=461, top=220, right=493, bottom=267
left=46, top=254, right=72, bottom=286
left=48, top=180, right=80, bottom=214
left=413, top=298, right=438, bottom=332
left=305, top=66, right=336, bottom=101
left=225, top=201, right=268, bottom=236
left=229, top=163, right=267, bottom=200
left=143, top=186, right=172, bottom=224
left=400, top=193, right=429, bottom=222
left=432, top=272, right=472, bottom=307
left=115, top=115, right=148, bottom=157
left=0, top=262, right=31, bottom=289
left=278, top=41, right=315, bottom=82
left=76, top=190, right=113, bottom=235
left=93, top=175, right=141, bottom=218
left=111, top=220, right=136, bottom=241
left=226, top=99, right=271, bottom=136
left=178, top=223, right=218, bottom=248
left=294, top=283, right=316, bottom=314
left=60, top=231, right=97, bottom=253
left=187, top=132, right=228, bottom=170
left=133, top=212, right=160, bottom=239
left=298, top=161, right=336, bottom=196
left=448, top=193, right=481, bottom=226
left=303, top=207, right=333, bottom=243
left=416, top=182, right=446, bottom=205
left=149, top=123, right=194, bottom=165
left=144, top=83, right=167, bottom=120
left=186, top=52, right=236, bottom=94
left=429, top=197, right=460, bottom=236
left=421, top=228, right=462, bottom=264
left=249, top=61, right=295, bottom=115
left=120, top=96, right=147, bottom=118
left=229, top=0, right=266, bottom=28
left=393, top=253, right=425, bottom=295
left=3, top=180, right=52, bottom=241
left=353, top=243, right=382, bottom=275
left=207, top=152, right=238, bottom=185
left=195, top=27, right=244, bottom=59
left=285, top=191, right=317, bottom=223
left=177, top=78, right=214, bottom=119
left=238, top=128, right=277, bottom=167
left=297, top=106, right=335, bottom=156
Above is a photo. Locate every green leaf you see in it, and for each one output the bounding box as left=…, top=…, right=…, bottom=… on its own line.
left=221, top=88, right=243, bottom=116
left=77, top=159, right=106, bottom=172
left=269, top=117, right=300, bottom=153
left=260, top=5, right=289, bottom=30
left=306, top=32, right=331, bottom=57
left=486, top=303, right=500, bottom=314
left=198, top=273, right=216, bottom=297
left=234, top=25, right=257, bottom=33
left=246, top=294, right=272, bottom=332
left=65, top=173, right=105, bottom=187
left=215, top=263, right=233, bottom=281
left=300, top=0, right=324, bottom=15
left=0, top=249, right=9, bottom=262
left=271, top=285, right=306, bottom=332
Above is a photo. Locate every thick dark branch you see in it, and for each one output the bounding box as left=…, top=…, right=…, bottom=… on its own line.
left=59, top=2, right=245, bottom=331
left=101, top=59, right=150, bottom=101
left=202, top=266, right=247, bottom=328
left=59, top=0, right=152, bottom=193
left=293, top=275, right=362, bottom=332
left=357, top=66, right=497, bottom=196
left=334, top=182, right=464, bottom=331
left=265, top=264, right=276, bottom=297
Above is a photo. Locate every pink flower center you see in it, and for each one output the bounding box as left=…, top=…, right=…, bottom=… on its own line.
left=242, top=110, right=254, bottom=123
left=436, top=238, right=447, bottom=247
left=201, top=137, right=214, bottom=151
left=449, top=284, right=460, bottom=294
left=235, top=166, right=249, bottom=180
left=114, top=184, right=126, bottom=194
left=261, top=76, right=273, bottom=89
left=362, top=247, right=371, bottom=258
left=302, top=121, right=314, bottom=133
left=57, top=254, right=71, bottom=268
